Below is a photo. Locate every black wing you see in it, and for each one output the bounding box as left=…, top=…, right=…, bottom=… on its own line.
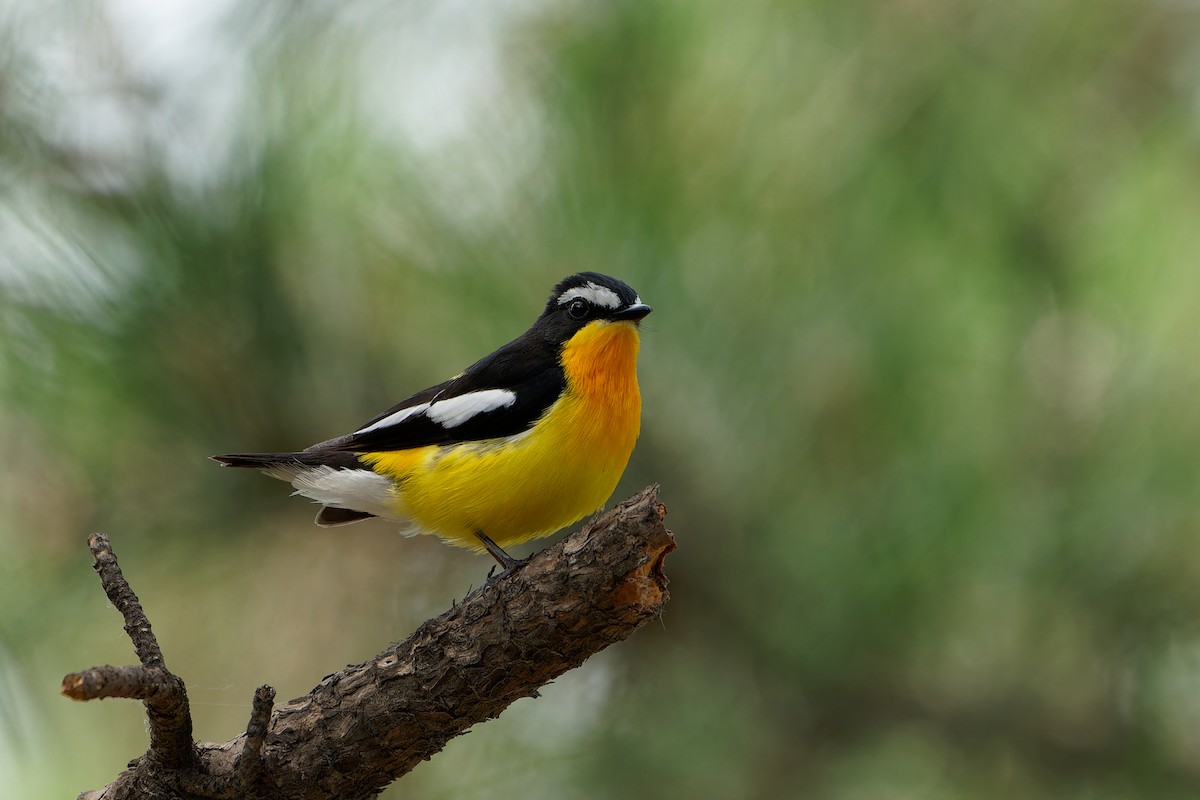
left=312, top=336, right=564, bottom=454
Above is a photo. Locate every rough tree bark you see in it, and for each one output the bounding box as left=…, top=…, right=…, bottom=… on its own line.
left=63, top=486, right=673, bottom=800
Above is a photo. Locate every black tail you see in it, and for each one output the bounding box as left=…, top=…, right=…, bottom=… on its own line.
left=315, top=506, right=376, bottom=526
left=210, top=451, right=363, bottom=470
left=212, top=451, right=380, bottom=527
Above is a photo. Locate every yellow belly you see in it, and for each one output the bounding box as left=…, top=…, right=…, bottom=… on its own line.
left=362, top=320, right=642, bottom=551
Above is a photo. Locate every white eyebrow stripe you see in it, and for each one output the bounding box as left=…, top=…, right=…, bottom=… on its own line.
left=556, top=282, right=621, bottom=310
left=355, top=402, right=430, bottom=434
left=426, top=389, right=517, bottom=428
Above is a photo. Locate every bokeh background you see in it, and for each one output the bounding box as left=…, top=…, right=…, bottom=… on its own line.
left=5, top=0, right=1200, bottom=797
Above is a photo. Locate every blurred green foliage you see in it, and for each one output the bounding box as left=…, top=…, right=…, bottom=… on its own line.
left=4, top=0, right=1200, bottom=797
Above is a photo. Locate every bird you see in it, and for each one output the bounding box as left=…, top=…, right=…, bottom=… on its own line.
left=212, top=272, right=652, bottom=571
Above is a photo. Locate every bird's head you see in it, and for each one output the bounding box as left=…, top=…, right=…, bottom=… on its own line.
left=536, top=272, right=652, bottom=345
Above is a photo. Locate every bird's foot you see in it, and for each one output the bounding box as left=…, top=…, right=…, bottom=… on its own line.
left=475, top=531, right=529, bottom=577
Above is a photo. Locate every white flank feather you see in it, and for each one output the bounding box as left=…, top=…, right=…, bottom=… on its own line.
left=289, top=467, right=396, bottom=519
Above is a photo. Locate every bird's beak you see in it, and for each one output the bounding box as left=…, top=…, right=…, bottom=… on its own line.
left=613, top=303, right=653, bottom=322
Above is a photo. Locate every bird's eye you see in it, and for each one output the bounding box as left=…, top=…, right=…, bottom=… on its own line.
left=567, top=298, right=589, bottom=319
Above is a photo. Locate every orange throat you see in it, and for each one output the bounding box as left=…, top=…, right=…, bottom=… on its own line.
left=559, top=320, right=643, bottom=451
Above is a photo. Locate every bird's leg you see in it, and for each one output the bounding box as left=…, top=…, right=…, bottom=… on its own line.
left=474, top=531, right=527, bottom=572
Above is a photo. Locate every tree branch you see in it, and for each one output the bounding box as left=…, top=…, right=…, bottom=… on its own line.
left=65, top=486, right=673, bottom=799
left=63, top=533, right=196, bottom=771
left=61, top=664, right=177, bottom=703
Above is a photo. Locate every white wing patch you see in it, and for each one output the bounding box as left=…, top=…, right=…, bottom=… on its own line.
left=355, top=402, right=431, bottom=435
left=426, top=389, right=516, bottom=428
left=557, top=282, right=621, bottom=310
left=290, top=466, right=397, bottom=519
left=353, top=389, right=516, bottom=436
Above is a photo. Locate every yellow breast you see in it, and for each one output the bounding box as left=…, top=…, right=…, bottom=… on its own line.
left=363, top=320, right=642, bottom=550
